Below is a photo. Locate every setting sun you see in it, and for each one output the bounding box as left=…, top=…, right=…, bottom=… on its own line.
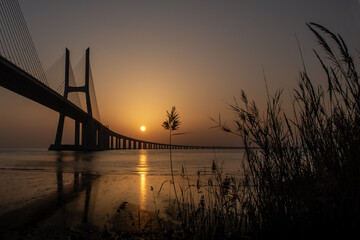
left=140, top=126, right=146, bottom=132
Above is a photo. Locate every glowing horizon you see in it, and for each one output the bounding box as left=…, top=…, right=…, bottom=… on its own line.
left=0, top=1, right=359, bottom=148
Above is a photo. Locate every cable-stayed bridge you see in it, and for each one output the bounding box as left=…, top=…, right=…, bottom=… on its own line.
left=0, top=0, right=239, bottom=151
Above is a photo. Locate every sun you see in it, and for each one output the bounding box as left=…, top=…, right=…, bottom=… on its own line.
left=140, top=125, right=146, bottom=132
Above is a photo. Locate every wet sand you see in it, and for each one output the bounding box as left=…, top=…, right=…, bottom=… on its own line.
left=0, top=173, right=170, bottom=239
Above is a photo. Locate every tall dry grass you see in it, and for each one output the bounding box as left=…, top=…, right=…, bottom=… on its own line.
left=211, top=22, right=360, bottom=239
left=164, top=22, right=360, bottom=239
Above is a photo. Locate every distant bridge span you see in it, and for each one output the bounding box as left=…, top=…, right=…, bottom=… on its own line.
left=0, top=53, right=240, bottom=151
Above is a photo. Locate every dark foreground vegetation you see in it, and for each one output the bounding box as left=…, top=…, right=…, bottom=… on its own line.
left=206, top=23, right=360, bottom=239
left=110, top=23, right=359, bottom=240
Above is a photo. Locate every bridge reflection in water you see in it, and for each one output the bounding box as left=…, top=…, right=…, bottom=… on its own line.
left=55, top=152, right=98, bottom=225
left=0, top=152, right=98, bottom=233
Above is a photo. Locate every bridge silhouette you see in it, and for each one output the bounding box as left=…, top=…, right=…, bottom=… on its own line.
left=0, top=0, right=240, bottom=151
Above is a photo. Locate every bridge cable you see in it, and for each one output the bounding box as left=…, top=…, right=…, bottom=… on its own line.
left=89, top=63, right=101, bottom=121
left=1, top=0, right=35, bottom=79
left=0, top=1, right=18, bottom=65
left=73, top=54, right=86, bottom=86
left=68, top=59, right=82, bottom=109
left=4, top=0, right=32, bottom=76
left=0, top=21, right=7, bottom=57
left=12, top=0, right=48, bottom=85
left=56, top=81, right=65, bottom=94
left=0, top=0, right=48, bottom=85
left=0, top=5, right=11, bottom=59
left=72, top=54, right=86, bottom=111
left=42, top=53, right=65, bottom=93
left=15, top=0, right=48, bottom=85
left=6, top=0, right=39, bottom=80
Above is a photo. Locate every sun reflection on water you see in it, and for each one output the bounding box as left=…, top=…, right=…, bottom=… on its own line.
left=137, top=151, right=148, bottom=209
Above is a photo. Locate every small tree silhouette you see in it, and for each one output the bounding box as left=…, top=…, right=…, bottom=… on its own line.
left=162, top=106, right=181, bottom=215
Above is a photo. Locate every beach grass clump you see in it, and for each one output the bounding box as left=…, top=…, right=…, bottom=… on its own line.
left=211, top=22, right=360, bottom=239
left=171, top=160, right=248, bottom=239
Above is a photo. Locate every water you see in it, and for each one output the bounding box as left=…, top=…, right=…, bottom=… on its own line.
left=0, top=148, right=244, bottom=234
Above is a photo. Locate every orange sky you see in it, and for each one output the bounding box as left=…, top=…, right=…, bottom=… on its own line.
left=1, top=0, right=360, bottom=148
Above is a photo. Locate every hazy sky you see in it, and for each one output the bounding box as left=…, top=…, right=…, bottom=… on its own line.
left=1, top=0, right=360, bottom=148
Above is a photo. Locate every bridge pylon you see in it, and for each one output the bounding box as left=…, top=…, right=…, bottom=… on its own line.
left=49, top=48, right=99, bottom=151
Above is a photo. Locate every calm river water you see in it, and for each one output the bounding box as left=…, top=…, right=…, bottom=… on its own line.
left=0, top=148, right=244, bottom=235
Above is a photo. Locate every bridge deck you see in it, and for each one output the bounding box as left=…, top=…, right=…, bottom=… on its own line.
left=0, top=56, right=88, bottom=122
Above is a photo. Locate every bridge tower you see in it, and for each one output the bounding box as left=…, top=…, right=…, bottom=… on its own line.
left=49, top=48, right=99, bottom=151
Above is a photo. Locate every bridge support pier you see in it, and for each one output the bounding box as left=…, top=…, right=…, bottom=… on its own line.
left=49, top=48, right=100, bottom=151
